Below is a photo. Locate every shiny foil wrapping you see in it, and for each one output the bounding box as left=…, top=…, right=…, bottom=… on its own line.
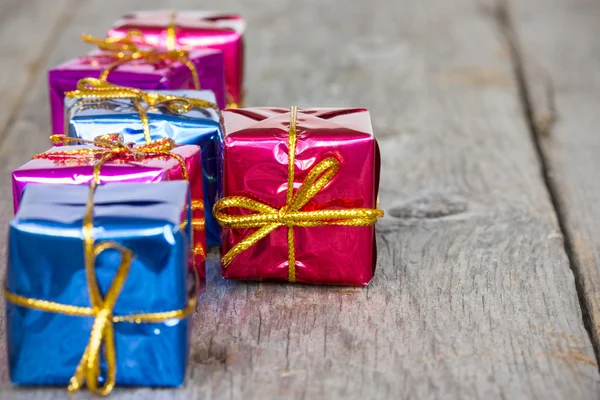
left=65, top=90, right=223, bottom=247
left=221, top=107, right=380, bottom=286
left=48, top=48, right=225, bottom=134
left=6, top=181, right=192, bottom=387
left=11, top=144, right=207, bottom=276
left=109, top=11, right=245, bottom=105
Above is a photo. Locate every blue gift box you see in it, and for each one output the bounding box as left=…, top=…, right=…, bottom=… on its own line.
left=6, top=181, right=193, bottom=389
left=65, top=89, right=224, bottom=246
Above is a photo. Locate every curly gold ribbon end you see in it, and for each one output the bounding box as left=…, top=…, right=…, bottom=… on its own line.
left=213, top=106, right=384, bottom=282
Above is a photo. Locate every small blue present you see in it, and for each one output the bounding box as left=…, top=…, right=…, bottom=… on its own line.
left=5, top=181, right=196, bottom=395
left=65, top=86, right=224, bottom=246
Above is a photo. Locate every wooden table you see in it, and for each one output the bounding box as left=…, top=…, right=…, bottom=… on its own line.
left=1, top=0, right=599, bottom=398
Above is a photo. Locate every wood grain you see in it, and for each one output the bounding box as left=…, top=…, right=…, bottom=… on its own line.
left=0, top=0, right=72, bottom=138
left=0, top=0, right=599, bottom=399
left=507, top=0, right=600, bottom=359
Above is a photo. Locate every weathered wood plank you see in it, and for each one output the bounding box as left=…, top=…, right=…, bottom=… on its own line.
left=507, top=0, right=600, bottom=359
left=0, top=0, right=72, bottom=138
left=0, top=0, right=599, bottom=399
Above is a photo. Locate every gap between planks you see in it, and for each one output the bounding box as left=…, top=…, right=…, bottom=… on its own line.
left=494, top=0, right=600, bottom=368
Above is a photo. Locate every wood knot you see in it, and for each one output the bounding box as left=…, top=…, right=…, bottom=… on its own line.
left=388, top=193, right=468, bottom=219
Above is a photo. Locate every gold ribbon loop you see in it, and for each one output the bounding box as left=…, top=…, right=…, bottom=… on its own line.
left=214, top=106, right=384, bottom=282
left=82, top=33, right=201, bottom=90
left=66, top=78, right=219, bottom=145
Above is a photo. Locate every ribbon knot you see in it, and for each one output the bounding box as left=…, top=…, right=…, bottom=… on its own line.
left=87, top=133, right=133, bottom=152
left=213, top=107, right=383, bottom=282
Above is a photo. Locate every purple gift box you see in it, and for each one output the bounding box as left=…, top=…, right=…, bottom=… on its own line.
left=48, top=48, right=226, bottom=134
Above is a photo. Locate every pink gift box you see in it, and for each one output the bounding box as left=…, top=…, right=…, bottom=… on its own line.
left=12, top=143, right=207, bottom=276
left=218, top=107, right=381, bottom=286
left=109, top=10, right=245, bottom=106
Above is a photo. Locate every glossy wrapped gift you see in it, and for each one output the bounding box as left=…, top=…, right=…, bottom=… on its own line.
left=66, top=90, right=224, bottom=247
left=109, top=11, right=245, bottom=106
left=6, top=181, right=193, bottom=389
left=218, top=107, right=381, bottom=286
left=48, top=48, right=225, bottom=134
left=11, top=142, right=207, bottom=275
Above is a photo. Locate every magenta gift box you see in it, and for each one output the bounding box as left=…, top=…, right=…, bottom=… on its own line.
left=48, top=48, right=225, bottom=134
left=11, top=143, right=208, bottom=276
left=218, top=107, right=381, bottom=286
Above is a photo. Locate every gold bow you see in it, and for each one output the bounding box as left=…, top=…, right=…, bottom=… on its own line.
left=213, top=106, right=383, bottom=282
left=65, top=78, right=220, bottom=144
left=82, top=32, right=200, bottom=90
left=5, top=146, right=198, bottom=396
left=36, top=133, right=189, bottom=181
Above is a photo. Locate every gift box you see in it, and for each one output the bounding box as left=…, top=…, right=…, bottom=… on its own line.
left=11, top=136, right=207, bottom=275
left=109, top=10, right=245, bottom=106
left=214, top=107, right=383, bottom=286
left=49, top=43, right=225, bottom=134
left=65, top=89, right=224, bottom=247
left=6, top=181, right=195, bottom=394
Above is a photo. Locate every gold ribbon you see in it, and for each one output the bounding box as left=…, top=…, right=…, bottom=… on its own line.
left=82, top=33, right=201, bottom=90
left=5, top=137, right=198, bottom=396
left=213, top=106, right=383, bottom=282
left=35, top=133, right=189, bottom=181
left=65, top=78, right=220, bottom=144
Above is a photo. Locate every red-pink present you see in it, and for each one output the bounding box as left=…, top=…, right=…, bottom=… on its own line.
left=214, top=107, right=383, bottom=286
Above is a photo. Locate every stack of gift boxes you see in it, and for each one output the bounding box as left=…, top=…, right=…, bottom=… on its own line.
left=5, top=10, right=383, bottom=396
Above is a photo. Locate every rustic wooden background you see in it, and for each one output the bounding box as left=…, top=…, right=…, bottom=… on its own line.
left=1, top=0, right=599, bottom=398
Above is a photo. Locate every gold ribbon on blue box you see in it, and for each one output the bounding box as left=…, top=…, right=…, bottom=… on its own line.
left=5, top=181, right=196, bottom=395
